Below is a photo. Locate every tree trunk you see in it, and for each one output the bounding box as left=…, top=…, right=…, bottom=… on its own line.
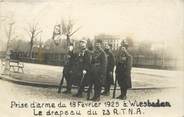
left=66, top=34, right=70, bottom=46
left=29, top=37, right=34, bottom=58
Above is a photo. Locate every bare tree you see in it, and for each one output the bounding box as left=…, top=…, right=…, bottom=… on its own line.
left=4, top=21, right=15, bottom=51
left=26, top=23, right=42, bottom=58
left=52, top=19, right=81, bottom=46
left=1, top=16, right=16, bottom=74
left=0, top=13, right=15, bottom=51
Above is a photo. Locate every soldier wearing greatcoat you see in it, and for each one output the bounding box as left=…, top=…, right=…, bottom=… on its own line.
left=115, top=40, right=132, bottom=100
left=73, top=39, right=92, bottom=97
left=62, top=44, right=76, bottom=94
left=101, top=42, right=115, bottom=96
left=90, top=39, right=107, bottom=101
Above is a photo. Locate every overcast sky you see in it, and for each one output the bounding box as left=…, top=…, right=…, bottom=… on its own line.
left=0, top=0, right=184, bottom=45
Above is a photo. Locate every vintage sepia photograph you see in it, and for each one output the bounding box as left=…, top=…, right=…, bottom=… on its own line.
left=0, top=0, right=184, bottom=117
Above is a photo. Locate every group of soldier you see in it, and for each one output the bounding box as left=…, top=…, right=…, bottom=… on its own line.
left=59, top=39, right=132, bottom=101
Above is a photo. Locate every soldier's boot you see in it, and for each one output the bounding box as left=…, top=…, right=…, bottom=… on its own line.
left=73, top=93, right=83, bottom=98
left=87, top=85, right=93, bottom=100
left=73, top=91, right=83, bottom=98
left=63, top=79, right=72, bottom=94
left=101, top=85, right=110, bottom=96
left=116, top=95, right=123, bottom=99
left=90, top=96, right=100, bottom=101
left=102, top=81, right=111, bottom=95
left=73, top=84, right=85, bottom=98
left=101, top=86, right=110, bottom=96
left=121, top=89, right=127, bottom=100
left=121, top=96, right=127, bottom=100
left=101, top=91, right=110, bottom=96
left=117, top=88, right=127, bottom=100
left=116, top=88, right=123, bottom=99
left=91, top=89, right=101, bottom=101
left=117, top=95, right=127, bottom=100
left=58, top=89, right=61, bottom=94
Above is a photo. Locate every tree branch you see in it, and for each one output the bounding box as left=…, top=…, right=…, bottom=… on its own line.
left=69, top=26, right=81, bottom=37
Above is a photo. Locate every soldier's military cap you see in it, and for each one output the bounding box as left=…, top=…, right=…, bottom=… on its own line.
left=121, top=40, right=128, bottom=48
left=79, top=39, right=87, bottom=43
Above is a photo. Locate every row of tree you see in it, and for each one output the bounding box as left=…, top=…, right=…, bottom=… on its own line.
left=0, top=15, right=171, bottom=59
left=9, top=34, right=171, bottom=59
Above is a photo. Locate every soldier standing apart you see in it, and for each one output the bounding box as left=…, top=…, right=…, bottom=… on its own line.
left=74, top=39, right=92, bottom=98
left=62, top=44, right=76, bottom=94
left=115, top=40, right=132, bottom=100
left=101, top=42, right=115, bottom=96
left=90, top=39, right=107, bottom=101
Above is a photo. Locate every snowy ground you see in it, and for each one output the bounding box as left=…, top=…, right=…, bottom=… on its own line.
left=0, top=61, right=184, bottom=117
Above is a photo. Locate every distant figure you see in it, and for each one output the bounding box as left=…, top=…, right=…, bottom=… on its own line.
left=62, top=44, right=76, bottom=94
left=101, top=42, right=115, bottom=96
left=115, top=40, right=132, bottom=100
left=90, top=39, right=107, bottom=101
left=73, top=39, right=92, bottom=98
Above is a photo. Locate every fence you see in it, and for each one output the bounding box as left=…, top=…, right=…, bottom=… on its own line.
left=133, top=55, right=177, bottom=69
left=10, top=52, right=65, bottom=66
left=0, top=51, right=179, bottom=69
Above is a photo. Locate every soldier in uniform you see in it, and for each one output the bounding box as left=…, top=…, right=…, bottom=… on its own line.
left=62, top=43, right=76, bottom=94
left=73, top=39, right=92, bottom=98
left=115, top=40, right=132, bottom=100
left=90, top=39, right=107, bottom=101
left=101, top=42, right=115, bottom=96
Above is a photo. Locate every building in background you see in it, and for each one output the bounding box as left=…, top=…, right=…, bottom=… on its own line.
left=94, top=34, right=124, bottom=50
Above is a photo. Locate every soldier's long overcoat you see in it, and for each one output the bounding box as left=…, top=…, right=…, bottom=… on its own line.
left=63, top=51, right=76, bottom=79
left=105, top=49, right=115, bottom=84
left=70, top=49, right=92, bottom=86
left=91, top=48, right=107, bottom=85
left=115, top=48, right=132, bottom=89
